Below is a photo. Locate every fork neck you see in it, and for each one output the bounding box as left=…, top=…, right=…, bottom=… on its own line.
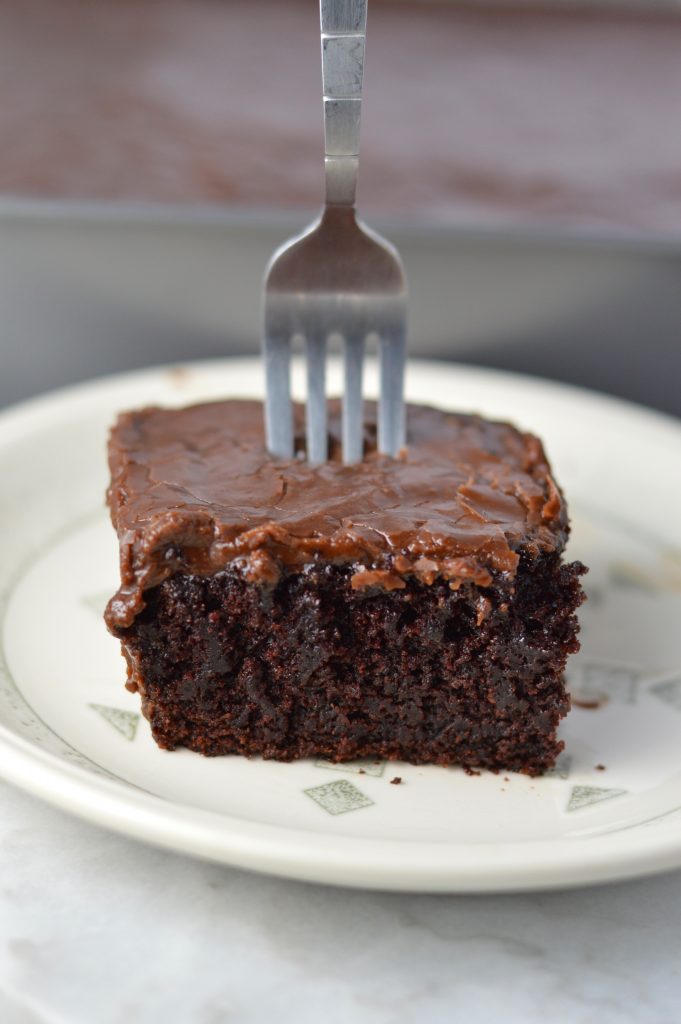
left=321, top=1, right=367, bottom=207
left=325, top=156, right=359, bottom=208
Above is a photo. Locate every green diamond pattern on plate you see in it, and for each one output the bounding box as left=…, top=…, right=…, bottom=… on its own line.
left=314, top=758, right=385, bottom=778
left=568, top=660, right=643, bottom=706
left=81, top=591, right=112, bottom=617
left=567, top=785, right=627, bottom=813
left=545, top=754, right=572, bottom=780
left=89, top=703, right=139, bottom=742
left=304, top=780, right=374, bottom=815
left=649, top=677, right=681, bottom=711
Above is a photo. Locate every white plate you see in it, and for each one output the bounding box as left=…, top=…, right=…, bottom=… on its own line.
left=1, top=358, right=681, bottom=892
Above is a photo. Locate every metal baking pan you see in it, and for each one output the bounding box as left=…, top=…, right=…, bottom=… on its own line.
left=1, top=198, right=679, bottom=416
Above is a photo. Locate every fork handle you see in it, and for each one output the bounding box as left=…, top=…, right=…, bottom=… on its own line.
left=320, top=0, right=367, bottom=206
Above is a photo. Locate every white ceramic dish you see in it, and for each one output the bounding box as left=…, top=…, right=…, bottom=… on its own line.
left=1, top=358, right=681, bottom=892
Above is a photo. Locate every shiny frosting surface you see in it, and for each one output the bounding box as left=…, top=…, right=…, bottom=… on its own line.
left=106, top=400, right=567, bottom=629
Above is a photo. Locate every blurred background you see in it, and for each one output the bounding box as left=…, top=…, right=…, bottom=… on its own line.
left=1, top=0, right=681, bottom=414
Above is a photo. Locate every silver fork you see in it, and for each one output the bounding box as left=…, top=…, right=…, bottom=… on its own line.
left=262, top=0, right=407, bottom=464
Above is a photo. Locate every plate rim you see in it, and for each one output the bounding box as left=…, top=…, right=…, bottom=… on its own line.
left=4, top=719, right=681, bottom=893
left=1, top=354, right=681, bottom=442
left=2, top=357, right=681, bottom=893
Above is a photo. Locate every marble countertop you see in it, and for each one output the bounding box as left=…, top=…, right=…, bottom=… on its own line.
left=1, top=778, right=679, bottom=1024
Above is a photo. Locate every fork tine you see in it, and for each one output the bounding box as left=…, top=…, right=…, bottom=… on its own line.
left=305, top=335, right=328, bottom=463
left=378, top=325, right=406, bottom=457
left=342, top=333, right=365, bottom=464
left=264, top=331, right=294, bottom=458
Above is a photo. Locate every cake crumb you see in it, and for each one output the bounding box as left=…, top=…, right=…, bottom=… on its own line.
left=595, top=763, right=606, bottom=771
left=390, top=776, right=402, bottom=785
left=358, top=768, right=366, bottom=775
left=165, top=366, right=193, bottom=387
left=464, top=767, right=481, bottom=777
left=572, top=694, right=608, bottom=710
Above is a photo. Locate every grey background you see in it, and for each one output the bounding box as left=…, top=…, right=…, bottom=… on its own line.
left=1, top=200, right=680, bottom=418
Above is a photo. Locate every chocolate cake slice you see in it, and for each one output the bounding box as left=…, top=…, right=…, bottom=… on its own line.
left=105, top=399, right=586, bottom=775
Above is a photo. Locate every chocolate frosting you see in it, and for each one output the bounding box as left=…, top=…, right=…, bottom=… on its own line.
left=105, top=400, right=567, bottom=630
